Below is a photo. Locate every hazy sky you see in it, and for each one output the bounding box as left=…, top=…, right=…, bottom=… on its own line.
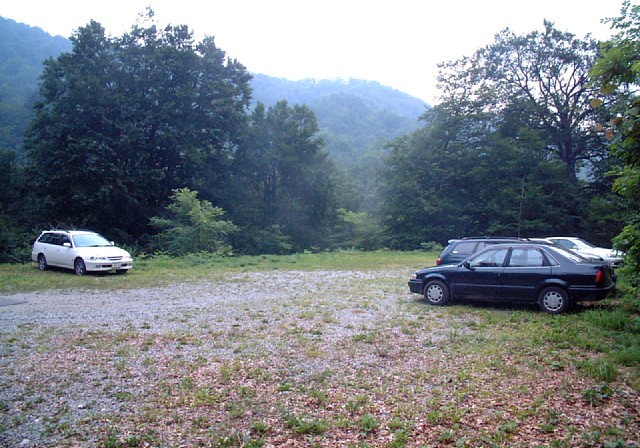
left=1, top=1, right=628, bottom=104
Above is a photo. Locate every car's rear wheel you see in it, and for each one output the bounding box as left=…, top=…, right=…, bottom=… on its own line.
left=538, top=286, right=570, bottom=314
left=74, top=258, right=87, bottom=276
left=424, top=280, right=450, bottom=306
left=37, top=254, right=47, bottom=271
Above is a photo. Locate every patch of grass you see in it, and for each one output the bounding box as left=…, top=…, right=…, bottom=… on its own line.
left=283, top=411, right=327, bottom=435
left=578, top=358, right=619, bottom=382
left=358, top=413, right=380, bottom=435
left=0, top=250, right=435, bottom=294
left=582, top=384, right=614, bottom=406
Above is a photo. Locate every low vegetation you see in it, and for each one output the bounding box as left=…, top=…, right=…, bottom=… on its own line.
left=0, top=251, right=638, bottom=447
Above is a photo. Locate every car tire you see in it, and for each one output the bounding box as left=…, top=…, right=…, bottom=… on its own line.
left=424, top=280, right=450, bottom=306
left=74, top=258, right=87, bottom=276
left=538, top=286, right=570, bottom=314
left=37, top=254, right=48, bottom=271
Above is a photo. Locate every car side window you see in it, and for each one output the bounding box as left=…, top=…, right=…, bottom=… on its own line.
left=469, top=248, right=508, bottom=268
left=508, top=248, right=544, bottom=267
left=452, top=241, right=476, bottom=255
left=38, top=233, right=53, bottom=244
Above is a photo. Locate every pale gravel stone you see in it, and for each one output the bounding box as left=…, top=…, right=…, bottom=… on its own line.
left=0, top=269, right=426, bottom=447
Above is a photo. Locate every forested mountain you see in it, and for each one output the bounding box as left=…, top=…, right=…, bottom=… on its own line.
left=251, top=75, right=425, bottom=166
left=0, top=18, right=71, bottom=155
left=0, top=17, right=425, bottom=166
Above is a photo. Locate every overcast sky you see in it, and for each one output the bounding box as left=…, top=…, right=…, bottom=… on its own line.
left=1, top=0, right=629, bottom=104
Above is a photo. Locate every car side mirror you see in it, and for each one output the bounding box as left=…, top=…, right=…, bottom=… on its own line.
left=63, top=242, right=71, bottom=248
left=463, top=261, right=474, bottom=270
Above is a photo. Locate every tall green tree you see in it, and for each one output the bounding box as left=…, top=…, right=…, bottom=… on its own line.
left=380, top=20, right=624, bottom=250
left=150, top=187, right=237, bottom=256
left=230, top=101, right=337, bottom=253
left=591, top=1, right=640, bottom=282
left=24, top=12, right=251, bottom=240
left=437, top=21, right=608, bottom=179
left=381, top=107, right=579, bottom=249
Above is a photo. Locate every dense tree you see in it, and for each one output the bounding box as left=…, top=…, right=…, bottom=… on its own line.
left=591, top=1, right=640, bottom=282
left=380, top=106, right=580, bottom=249
left=0, top=149, right=28, bottom=262
left=380, top=20, right=627, bottom=250
left=24, top=12, right=251, bottom=240
left=230, top=101, right=337, bottom=253
left=437, top=21, right=608, bottom=179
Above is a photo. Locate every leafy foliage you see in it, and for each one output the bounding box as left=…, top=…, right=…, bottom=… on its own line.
left=380, top=21, right=621, bottom=249
left=0, top=12, right=631, bottom=257
left=150, top=188, right=237, bottom=256
left=380, top=106, right=584, bottom=248
left=24, top=14, right=251, bottom=240
left=591, top=1, right=640, bottom=284
left=230, top=101, right=337, bottom=253
left=437, top=21, right=608, bottom=179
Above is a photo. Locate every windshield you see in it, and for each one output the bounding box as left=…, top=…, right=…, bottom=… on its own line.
left=72, top=233, right=112, bottom=247
left=576, top=238, right=596, bottom=249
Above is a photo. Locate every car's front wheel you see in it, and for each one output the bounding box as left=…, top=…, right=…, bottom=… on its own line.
left=37, top=254, right=47, bottom=271
left=424, top=280, right=450, bottom=306
left=538, top=286, right=570, bottom=314
left=74, top=258, right=87, bottom=276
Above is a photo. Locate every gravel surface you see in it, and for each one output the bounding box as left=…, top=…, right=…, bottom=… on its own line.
left=1, top=270, right=638, bottom=448
left=0, top=270, right=420, bottom=447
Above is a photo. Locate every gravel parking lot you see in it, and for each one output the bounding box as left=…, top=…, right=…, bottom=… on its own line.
left=1, top=269, right=638, bottom=447
left=0, top=270, right=419, bottom=446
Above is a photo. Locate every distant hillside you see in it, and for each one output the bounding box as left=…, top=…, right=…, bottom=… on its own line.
left=250, top=75, right=426, bottom=118
left=0, top=18, right=427, bottom=167
left=251, top=75, right=427, bottom=166
left=0, top=17, right=71, bottom=154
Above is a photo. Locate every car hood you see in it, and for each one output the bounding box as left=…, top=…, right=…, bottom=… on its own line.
left=415, top=265, right=456, bottom=275
left=578, top=247, right=623, bottom=259
left=75, top=246, right=132, bottom=258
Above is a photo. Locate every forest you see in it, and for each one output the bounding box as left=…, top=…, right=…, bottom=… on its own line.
left=0, top=4, right=639, bottom=283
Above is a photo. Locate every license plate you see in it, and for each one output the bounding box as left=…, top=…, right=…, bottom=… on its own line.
left=113, top=263, right=121, bottom=269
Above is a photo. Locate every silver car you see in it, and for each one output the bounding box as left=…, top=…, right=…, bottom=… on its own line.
left=546, top=237, right=624, bottom=268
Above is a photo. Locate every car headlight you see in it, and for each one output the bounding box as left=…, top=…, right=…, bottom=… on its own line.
left=89, top=256, right=108, bottom=261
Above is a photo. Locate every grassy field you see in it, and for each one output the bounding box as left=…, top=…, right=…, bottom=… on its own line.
left=0, top=250, right=639, bottom=447
left=0, top=250, right=430, bottom=294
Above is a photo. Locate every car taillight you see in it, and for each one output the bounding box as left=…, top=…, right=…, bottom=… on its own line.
left=436, top=258, right=442, bottom=266
left=595, top=268, right=605, bottom=284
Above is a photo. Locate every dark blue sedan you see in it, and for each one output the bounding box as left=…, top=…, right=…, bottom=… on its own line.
left=408, top=243, right=615, bottom=314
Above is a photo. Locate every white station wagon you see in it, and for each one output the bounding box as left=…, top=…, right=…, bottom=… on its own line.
left=32, top=230, right=133, bottom=275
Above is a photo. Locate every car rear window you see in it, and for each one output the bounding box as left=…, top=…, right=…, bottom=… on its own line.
left=452, top=241, right=476, bottom=255
left=37, top=233, right=54, bottom=244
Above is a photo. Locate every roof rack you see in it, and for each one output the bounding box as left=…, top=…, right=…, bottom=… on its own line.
left=460, top=236, right=528, bottom=240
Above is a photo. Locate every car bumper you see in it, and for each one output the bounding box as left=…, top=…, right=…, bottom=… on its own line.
left=408, top=279, right=423, bottom=294
left=86, top=261, right=133, bottom=272
left=569, top=283, right=615, bottom=302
